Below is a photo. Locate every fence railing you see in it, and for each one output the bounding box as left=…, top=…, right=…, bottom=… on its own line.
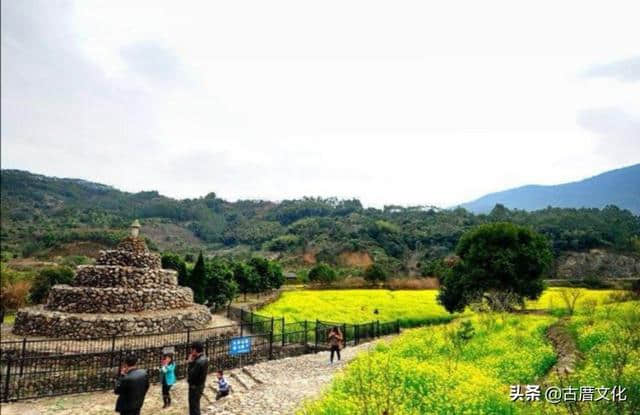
left=0, top=306, right=400, bottom=402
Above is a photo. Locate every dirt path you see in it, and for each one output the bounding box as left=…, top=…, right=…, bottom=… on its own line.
left=542, top=318, right=579, bottom=382
left=0, top=339, right=389, bottom=415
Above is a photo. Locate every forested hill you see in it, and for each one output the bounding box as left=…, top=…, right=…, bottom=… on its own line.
left=461, top=163, right=640, bottom=214
left=1, top=169, right=639, bottom=274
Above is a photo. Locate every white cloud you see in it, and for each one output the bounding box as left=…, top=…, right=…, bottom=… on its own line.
left=2, top=0, right=639, bottom=208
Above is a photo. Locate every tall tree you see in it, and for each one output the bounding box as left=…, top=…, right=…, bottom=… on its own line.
left=232, top=261, right=259, bottom=300
left=204, top=258, right=237, bottom=310
left=438, top=222, right=552, bottom=313
left=190, top=252, right=207, bottom=303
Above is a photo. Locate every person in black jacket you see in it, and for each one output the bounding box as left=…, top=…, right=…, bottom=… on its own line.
left=187, top=341, right=208, bottom=415
left=114, top=354, right=150, bottom=415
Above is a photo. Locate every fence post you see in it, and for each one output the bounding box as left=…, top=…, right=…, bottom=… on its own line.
left=342, top=323, right=347, bottom=348
left=376, top=320, right=380, bottom=337
left=304, top=320, right=308, bottom=347
left=250, top=311, right=254, bottom=331
left=18, top=338, right=27, bottom=377
left=314, top=320, right=319, bottom=353
left=109, top=335, right=116, bottom=368
left=371, top=321, right=374, bottom=339
left=269, top=317, right=274, bottom=360
left=3, top=356, right=11, bottom=402
left=396, top=319, right=400, bottom=334
left=281, top=317, right=285, bottom=347
left=355, top=324, right=359, bottom=345
left=185, top=329, right=191, bottom=359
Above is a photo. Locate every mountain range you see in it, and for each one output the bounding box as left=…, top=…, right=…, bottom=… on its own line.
left=460, top=163, right=640, bottom=215
left=1, top=166, right=638, bottom=275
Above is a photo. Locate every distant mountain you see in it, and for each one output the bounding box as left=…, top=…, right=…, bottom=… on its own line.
left=460, top=164, right=640, bottom=214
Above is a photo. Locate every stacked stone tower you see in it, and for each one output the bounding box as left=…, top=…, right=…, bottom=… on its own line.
left=13, top=222, right=211, bottom=338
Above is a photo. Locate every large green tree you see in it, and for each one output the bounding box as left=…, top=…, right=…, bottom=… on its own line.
left=437, top=222, right=552, bottom=313
left=203, top=258, right=238, bottom=310
left=190, top=252, right=207, bottom=303
left=232, top=261, right=260, bottom=300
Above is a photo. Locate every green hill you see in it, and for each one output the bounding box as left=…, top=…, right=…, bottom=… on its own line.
left=1, top=169, right=639, bottom=275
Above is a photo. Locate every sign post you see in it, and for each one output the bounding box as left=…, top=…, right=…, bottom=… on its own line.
left=229, top=336, right=252, bottom=369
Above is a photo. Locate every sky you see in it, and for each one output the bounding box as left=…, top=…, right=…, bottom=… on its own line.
left=1, top=0, right=639, bottom=208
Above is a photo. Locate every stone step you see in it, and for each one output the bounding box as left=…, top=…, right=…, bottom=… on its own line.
left=229, top=369, right=256, bottom=391
left=242, top=367, right=265, bottom=385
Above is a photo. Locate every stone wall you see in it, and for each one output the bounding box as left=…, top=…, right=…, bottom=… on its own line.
left=116, top=236, right=148, bottom=253
left=555, top=249, right=640, bottom=278
left=95, top=250, right=161, bottom=268
left=13, top=305, right=212, bottom=338
left=74, top=265, right=177, bottom=288
left=45, top=285, right=194, bottom=313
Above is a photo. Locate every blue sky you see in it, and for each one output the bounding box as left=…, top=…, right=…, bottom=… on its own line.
left=1, top=0, right=639, bottom=207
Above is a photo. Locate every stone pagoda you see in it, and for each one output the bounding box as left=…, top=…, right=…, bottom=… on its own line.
left=13, top=222, right=211, bottom=338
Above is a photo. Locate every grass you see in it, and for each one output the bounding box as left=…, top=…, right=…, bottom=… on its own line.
left=258, top=289, right=459, bottom=327
left=299, top=313, right=557, bottom=414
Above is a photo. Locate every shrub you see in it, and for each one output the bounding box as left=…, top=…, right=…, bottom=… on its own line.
left=364, top=263, right=388, bottom=285
left=582, top=275, right=607, bottom=289
left=1, top=281, right=31, bottom=309
left=1, top=271, right=32, bottom=322
left=29, top=266, right=74, bottom=304
left=308, top=263, right=337, bottom=286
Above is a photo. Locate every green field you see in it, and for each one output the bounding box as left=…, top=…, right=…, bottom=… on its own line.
left=258, top=289, right=458, bottom=327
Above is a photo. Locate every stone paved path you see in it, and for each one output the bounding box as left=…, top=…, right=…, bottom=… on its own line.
left=206, top=340, right=387, bottom=415
left=0, top=339, right=389, bottom=415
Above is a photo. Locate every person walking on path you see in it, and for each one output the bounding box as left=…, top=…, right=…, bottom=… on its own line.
left=215, top=370, right=230, bottom=400
left=187, top=341, right=209, bottom=415
left=159, top=353, right=176, bottom=408
left=328, top=326, right=343, bottom=363
left=114, top=354, right=150, bottom=415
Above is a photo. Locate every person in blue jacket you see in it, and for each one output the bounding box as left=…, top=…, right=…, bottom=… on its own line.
left=160, top=353, right=176, bottom=408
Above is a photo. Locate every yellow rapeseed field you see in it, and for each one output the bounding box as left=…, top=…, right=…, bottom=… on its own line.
left=526, top=288, right=617, bottom=313
left=258, top=289, right=458, bottom=327
left=300, top=313, right=557, bottom=414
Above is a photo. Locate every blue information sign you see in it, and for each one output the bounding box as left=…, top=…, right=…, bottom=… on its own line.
left=229, top=336, right=252, bottom=356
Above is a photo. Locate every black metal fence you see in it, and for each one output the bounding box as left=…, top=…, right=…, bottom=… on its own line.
left=0, top=307, right=400, bottom=402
